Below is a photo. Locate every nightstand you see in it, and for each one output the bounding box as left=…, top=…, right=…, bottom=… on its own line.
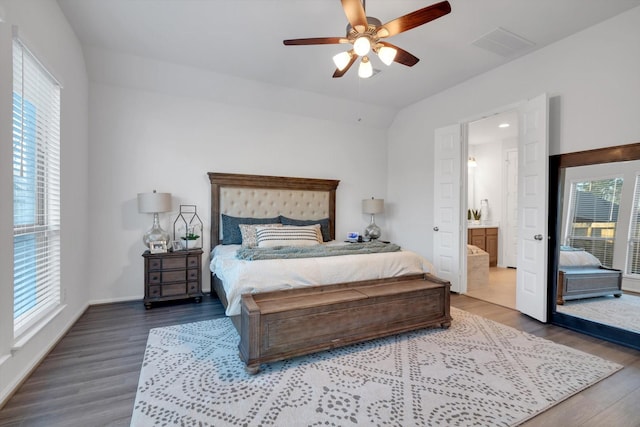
left=142, top=248, right=204, bottom=309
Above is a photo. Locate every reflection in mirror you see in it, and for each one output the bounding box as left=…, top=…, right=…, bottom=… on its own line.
left=550, top=143, right=640, bottom=350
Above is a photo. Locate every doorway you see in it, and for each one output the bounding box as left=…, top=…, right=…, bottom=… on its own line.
left=465, top=110, right=518, bottom=309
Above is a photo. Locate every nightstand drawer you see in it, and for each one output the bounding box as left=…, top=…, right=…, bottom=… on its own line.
left=163, top=257, right=187, bottom=269
left=162, top=283, right=186, bottom=296
left=148, top=269, right=191, bottom=284
left=187, top=269, right=198, bottom=281
left=162, top=270, right=186, bottom=283
left=147, top=256, right=187, bottom=271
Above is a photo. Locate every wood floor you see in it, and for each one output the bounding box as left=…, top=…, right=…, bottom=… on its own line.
left=466, top=266, right=517, bottom=309
left=1, top=293, right=639, bottom=427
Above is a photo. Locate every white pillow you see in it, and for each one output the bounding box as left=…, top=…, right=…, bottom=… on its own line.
left=256, top=225, right=321, bottom=248
left=239, top=223, right=282, bottom=248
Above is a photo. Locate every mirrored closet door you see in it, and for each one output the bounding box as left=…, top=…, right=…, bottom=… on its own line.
left=549, top=143, right=640, bottom=350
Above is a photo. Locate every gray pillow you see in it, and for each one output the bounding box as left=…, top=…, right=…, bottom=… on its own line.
left=221, top=214, right=280, bottom=245
left=279, top=216, right=331, bottom=242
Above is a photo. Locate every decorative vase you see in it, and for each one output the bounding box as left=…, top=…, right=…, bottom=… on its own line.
left=182, top=238, right=201, bottom=249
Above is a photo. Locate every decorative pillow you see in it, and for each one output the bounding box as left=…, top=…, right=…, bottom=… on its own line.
left=221, top=214, right=280, bottom=245
left=256, top=225, right=322, bottom=248
left=279, top=216, right=331, bottom=242
left=239, top=223, right=282, bottom=248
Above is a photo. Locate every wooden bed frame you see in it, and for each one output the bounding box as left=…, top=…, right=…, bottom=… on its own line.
left=208, top=172, right=451, bottom=373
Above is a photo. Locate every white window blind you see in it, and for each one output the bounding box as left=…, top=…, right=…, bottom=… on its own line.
left=626, top=175, right=640, bottom=275
left=564, top=177, right=622, bottom=268
left=12, top=38, right=61, bottom=337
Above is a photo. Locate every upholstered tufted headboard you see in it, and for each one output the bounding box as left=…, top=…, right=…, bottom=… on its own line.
left=208, top=173, right=340, bottom=249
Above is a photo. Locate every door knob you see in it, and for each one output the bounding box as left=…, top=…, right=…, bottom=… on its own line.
left=433, top=226, right=439, bottom=232
left=534, top=234, right=543, bottom=240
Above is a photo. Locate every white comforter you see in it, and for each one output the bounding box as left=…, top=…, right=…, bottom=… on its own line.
left=210, top=242, right=435, bottom=316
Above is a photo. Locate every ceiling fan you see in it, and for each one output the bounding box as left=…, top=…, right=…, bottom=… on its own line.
left=283, top=0, right=451, bottom=79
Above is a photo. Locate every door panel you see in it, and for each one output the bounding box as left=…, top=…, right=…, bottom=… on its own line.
left=433, top=124, right=462, bottom=292
left=516, top=94, right=549, bottom=322
left=504, top=149, right=518, bottom=267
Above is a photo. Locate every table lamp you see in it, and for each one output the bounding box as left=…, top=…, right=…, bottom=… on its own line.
left=362, top=197, right=384, bottom=240
left=137, top=190, right=172, bottom=246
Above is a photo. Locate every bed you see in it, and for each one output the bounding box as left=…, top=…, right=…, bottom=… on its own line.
left=208, top=172, right=451, bottom=373
left=557, top=247, right=622, bottom=305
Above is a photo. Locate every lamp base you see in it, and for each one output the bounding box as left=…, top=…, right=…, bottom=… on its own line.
left=364, top=215, right=381, bottom=240
left=143, top=213, right=170, bottom=247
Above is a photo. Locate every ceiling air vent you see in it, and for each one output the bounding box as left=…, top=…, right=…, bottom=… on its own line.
left=472, top=27, right=535, bottom=57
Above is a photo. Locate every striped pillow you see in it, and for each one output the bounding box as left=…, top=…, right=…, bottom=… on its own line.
left=239, top=223, right=282, bottom=248
left=256, top=225, right=321, bottom=248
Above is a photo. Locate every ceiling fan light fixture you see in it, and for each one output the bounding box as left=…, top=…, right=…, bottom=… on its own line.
left=333, top=51, right=352, bottom=71
left=377, top=46, right=397, bottom=66
left=358, top=56, right=373, bottom=79
left=353, top=36, right=371, bottom=56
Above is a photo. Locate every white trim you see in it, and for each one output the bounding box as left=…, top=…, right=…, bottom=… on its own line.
left=0, top=303, right=87, bottom=409
left=12, top=305, right=66, bottom=350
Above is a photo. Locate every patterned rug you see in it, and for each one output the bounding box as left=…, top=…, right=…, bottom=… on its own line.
left=556, top=293, right=640, bottom=333
left=131, top=307, right=621, bottom=426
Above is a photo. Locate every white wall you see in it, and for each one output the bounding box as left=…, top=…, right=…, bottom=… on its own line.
left=0, top=0, right=89, bottom=406
left=388, top=6, right=640, bottom=261
left=87, top=49, right=389, bottom=302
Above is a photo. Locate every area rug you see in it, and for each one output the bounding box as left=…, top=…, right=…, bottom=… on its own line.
left=131, top=307, right=621, bottom=426
left=556, top=293, right=640, bottom=333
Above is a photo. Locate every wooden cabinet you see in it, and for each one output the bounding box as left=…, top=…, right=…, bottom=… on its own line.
left=142, top=249, right=204, bottom=309
left=468, top=227, right=498, bottom=267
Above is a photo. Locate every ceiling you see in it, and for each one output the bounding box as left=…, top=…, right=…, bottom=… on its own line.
left=56, top=0, right=640, bottom=112
left=468, top=110, right=518, bottom=145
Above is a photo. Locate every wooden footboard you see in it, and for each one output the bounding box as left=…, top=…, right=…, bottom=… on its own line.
left=238, top=273, right=451, bottom=374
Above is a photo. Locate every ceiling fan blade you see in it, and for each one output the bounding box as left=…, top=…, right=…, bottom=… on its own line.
left=341, top=0, right=368, bottom=33
left=377, top=41, right=419, bottom=67
left=332, top=53, right=358, bottom=78
left=377, top=1, right=451, bottom=38
left=283, top=37, right=346, bottom=46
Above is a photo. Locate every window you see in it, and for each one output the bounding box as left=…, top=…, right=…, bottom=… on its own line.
left=564, top=177, right=622, bottom=268
left=12, top=38, right=61, bottom=336
left=626, top=175, right=640, bottom=275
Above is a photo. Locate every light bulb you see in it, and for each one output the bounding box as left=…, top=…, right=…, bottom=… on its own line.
left=332, top=51, right=352, bottom=71
left=358, top=57, right=373, bottom=79
left=353, top=36, right=371, bottom=56
left=377, top=46, right=397, bottom=66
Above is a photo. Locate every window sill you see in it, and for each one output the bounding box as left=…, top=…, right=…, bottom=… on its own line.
left=12, top=304, right=67, bottom=352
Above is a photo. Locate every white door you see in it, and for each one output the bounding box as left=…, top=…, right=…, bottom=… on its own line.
left=433, top=124, right=462, bottom=292
left=516, top=94, right=549, bottom=322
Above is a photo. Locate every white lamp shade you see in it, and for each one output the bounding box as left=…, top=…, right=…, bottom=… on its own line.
left=362, top=198, right=384, bottom=214
left=377, top=46, right=397, bottom=66
left=333, top=51, right=352, bottom=71
left=358, top=57, right=373, bottom=78
left=353, top=36, right=371, bottom=56
left=137, top=191, right=172, bottom=213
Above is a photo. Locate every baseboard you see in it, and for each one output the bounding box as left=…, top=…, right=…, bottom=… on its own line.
left=88, top=295, right=142, bottom=305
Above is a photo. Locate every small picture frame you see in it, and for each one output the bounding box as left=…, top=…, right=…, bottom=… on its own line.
left=149, top=240, right=168, bottom=254
left=171, top=240, right=183, bottom=252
